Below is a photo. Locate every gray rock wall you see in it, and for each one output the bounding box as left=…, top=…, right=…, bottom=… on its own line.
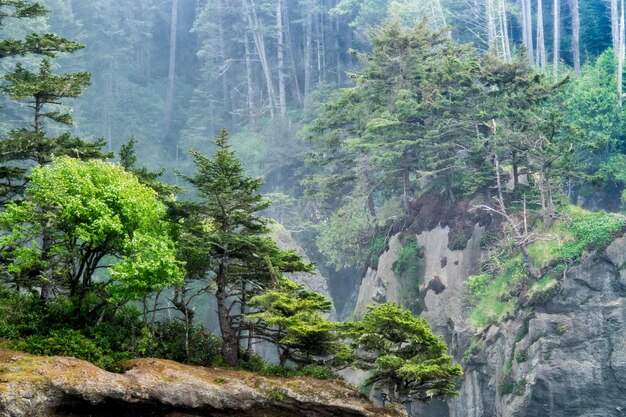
left=455, top=236, right=626, bottom=417
left=356, top=226, right=626, bottom=417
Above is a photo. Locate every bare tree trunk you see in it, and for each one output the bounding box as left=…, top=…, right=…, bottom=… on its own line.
left=161, top=0, right=178, bottom=143
left=303, top=7, right=313, bottom=109
left=486, top=0, right=497, bottom=52
left=218, top=0, right=230, bottom=123
left=613, top=0, right=620, bottom=52
left=334, top=14, right=341, bottom=86
left=520, top=0, right=534, bottom=65
left=553, top=0, right=560, bottom=79
left=283, top=0, right=302, bottom=106
left=536, top=0, right=546, bottom=69
left=276, top=0, right=287, bottom=117
left=617, top=0, right=625, bottom=107
left=244, top=32, right=255, bottom=119
left=162, top=0, right=178, bottom=141
left=568, top=0, right=580, bottom=73
left=241, top=0, right=277, bottom=117
left=499, top=0, right=512, bottom=61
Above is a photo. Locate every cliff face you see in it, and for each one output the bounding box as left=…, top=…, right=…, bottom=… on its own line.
left=0, top=350, right=406, bottom=417
left=454, top=235, right=626, bottom=417
left=356, top=225, right=626, bottom=417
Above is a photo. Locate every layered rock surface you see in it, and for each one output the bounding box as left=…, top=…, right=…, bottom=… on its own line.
left=0, top=350, right=406, bottom=417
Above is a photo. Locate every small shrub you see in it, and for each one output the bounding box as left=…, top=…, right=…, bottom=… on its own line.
left=502, top=360, right=512, bottom=376
left=214, top=376, right=227, bottom=384
left=449, top=235, right=468, bottom=251
left=268, top=387, right=286, bottom=401
left=500, top=377, right=515, bottom=396
left=515, top=350, right=527, bottom=363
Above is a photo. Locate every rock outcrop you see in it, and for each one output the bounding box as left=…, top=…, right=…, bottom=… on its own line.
left=0, top=349, right=406, bottom=417
left=453, top=235, right=626, bottom=417
left=356, top=221, right=626, bottom=417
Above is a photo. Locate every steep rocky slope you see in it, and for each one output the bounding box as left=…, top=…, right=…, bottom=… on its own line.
left=355, top=221, right=626, bottom=417
left=0, top=349, right=406, bottom=417
left=452, top=235, right=626, bottom=417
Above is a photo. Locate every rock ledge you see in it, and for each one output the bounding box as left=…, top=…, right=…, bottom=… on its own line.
left=0, top=349, right=406, bottom=417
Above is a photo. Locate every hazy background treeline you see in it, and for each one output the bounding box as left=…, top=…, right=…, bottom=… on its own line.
left=1, top=0, right=623, bottom=278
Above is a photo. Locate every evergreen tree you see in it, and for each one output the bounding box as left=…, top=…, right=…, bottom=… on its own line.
left=342, top=303, right=462, bottom=403
left=247, top=276, right=336, bottom=366
left=0, top=58, right=107, bottom=202
left=182, top=129, right=313, bottom=367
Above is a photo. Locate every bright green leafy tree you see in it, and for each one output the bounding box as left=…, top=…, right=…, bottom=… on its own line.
left=0, top=157, right=183, bottom=318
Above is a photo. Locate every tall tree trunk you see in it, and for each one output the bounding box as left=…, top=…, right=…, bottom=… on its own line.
left=303, top=7, right=313, bottom=109
left=486, top=0, right=497, bottom=52
left=284, top=0, right=302, bottom=106
left=499, top=0, right=512, bottom=61
left=241, top=0, right=277, bottom=117
left=520, top=0, right=534, bottom=65
left=162, top=0, right=178, bottom=142
left=334, top=14, right=341, bottom=86
left=568, top=0, right=580, bottom=73
left=244, top=32, right=255, bottom=120
left=216, top=256, right=238, bottom=367
left=276, top=0, right=287, bottom=117
left=553, top=0, right=560, bottom=78
left=613, top=0, right=620, bottom=52
left=536, top=0, right=546, bottom=69
left=218, top=0, right=231, bottom=124
left=617, top=0, right=625, bottom=107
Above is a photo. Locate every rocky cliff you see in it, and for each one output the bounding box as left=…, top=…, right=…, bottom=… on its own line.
left=356, top=224, right=626, bottom=417
left=0, top=349, right=406, bottom=417
left=452, top=235, right=626, bottom=417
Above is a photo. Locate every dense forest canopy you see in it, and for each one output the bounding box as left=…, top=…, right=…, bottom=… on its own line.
left=1, top=0, right=626, bottom=408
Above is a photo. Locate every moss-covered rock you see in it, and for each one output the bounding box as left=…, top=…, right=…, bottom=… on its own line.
left=0, top=349, right=406, bottom=417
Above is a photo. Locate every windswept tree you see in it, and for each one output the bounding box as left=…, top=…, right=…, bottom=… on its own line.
left=247, top=276, right=336, bottom=367
left=0, top=2, right=107, bottom=203
left=342, top=303, right=462, bottom=403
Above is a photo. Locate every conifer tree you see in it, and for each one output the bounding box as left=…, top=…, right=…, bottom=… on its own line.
left=0, top=1, right=107, bottom=203
left=182, top=129, right=313, bottom=367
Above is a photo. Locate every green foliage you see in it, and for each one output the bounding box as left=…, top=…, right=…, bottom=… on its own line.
left=341, top=303, right=462, bottom=402
left=392, top=237, right=422, bottom=311
left=0, top=157, right=183, bottom=312
left=467, top=256, right=526, bottom=328
left=317, top=199, right=377, bottom=270
left=247, top=276, right=336, bottom=366
left=181, top=129, right=314, bottom=367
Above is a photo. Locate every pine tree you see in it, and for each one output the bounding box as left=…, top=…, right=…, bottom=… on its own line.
left=182, top=129, right=313, bottom=366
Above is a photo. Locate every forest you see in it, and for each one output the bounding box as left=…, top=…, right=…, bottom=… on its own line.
left=1, top=0, right=626, bottom=412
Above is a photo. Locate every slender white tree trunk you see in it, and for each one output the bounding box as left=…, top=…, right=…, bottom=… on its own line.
left=553, top=0, right=560, bottom=79
left=568, top=0, right=580, bottom=73
left=613, top=0, right=620, bottom=52
left=520, top=0, right=534, bottom=64
left=617, top=0, right=624, bottom=107
left=486, top=0, right=497, bottom=52
left=162, top=0, right=178, bottom=141
left=499, top=0, right=512, bottom=61
left=536, top=0, right=546, bottom=69
left=276, top=0, right=287, bottom=117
